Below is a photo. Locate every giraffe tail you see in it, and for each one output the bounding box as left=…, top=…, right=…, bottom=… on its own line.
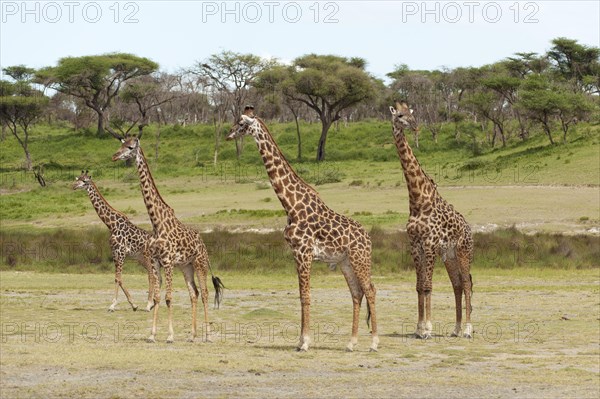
left=208, top=261, right=225, bottom=309
left=366, top=299, right=371, bottom=329
left=469, top=273, right=474, bottom=312
left=212, top=275, right=225, bottom=309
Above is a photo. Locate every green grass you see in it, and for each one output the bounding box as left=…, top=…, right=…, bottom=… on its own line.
left=1, top=119, right=598, bottom=232
left=1, top=120, right=598, bottom=187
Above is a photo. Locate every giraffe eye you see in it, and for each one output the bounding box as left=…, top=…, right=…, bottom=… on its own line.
left=127, top=146, right=133, bottom=150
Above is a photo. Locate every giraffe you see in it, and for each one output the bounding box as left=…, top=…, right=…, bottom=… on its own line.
left=389, top=101, right=473, bottom=339
left=110, top=132, right=224, bottom=343
left=227, top=106, right=378, bottom=352
left=73, top=170, right=156, bottom=312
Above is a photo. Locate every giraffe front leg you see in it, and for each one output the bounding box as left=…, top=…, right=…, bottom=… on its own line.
left=144, top=253, right=156, bottom=312
left=147, top=260, right=162, bottom=343
left=164, top=263, right=175, bottom=343
left=109, top=253, right=125, bottom=312
left=411, top=243, right=429, bottom=339
left=294, top=253, right=312, bottom=352
left=419, top=250, right=436, bottom=339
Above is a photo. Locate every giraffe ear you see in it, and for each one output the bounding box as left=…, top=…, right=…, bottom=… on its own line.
left=120, top=139, right=125, bottom=143
left=241, top=114, right=255, bottom=124
left=389, top=106, right=397, bottom=115
left=409, top=108, right=414, bottom=114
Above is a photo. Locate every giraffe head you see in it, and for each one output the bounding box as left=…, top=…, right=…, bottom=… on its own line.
left=389, top=102, right=419, bottom=132
left=226, top=105, right=257, bottom=141
left=73, top=170, right=92, bottom=190
left=111, top=136, right=141, bottom=162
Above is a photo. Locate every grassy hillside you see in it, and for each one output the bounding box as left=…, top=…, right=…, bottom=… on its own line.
left=1, top=119, right=598, bottom=187
left=1, top=119, right=598, bottom=233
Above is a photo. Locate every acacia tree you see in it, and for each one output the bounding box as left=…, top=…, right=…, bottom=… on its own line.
left=466, top=90, right=509, bottom=147
left=36, top=53, right=158, bottom=135
left=547, top=37, right=600, bottom=93
left=387, top=66, right=445, bottom=146
left=0, top=66, right=48, bottom=171
left=256, top=64, right=306, bottom=161
left=518, top=75, right=562, bottom=145
left=278, top=54, right=376, bottom=161
left=190, top=51, right=275, bottom=159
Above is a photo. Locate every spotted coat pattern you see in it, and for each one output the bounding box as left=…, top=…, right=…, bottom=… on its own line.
left=73, top=171, right=155, bottom=312
left=390, top=102, right=473, bottom=339
left=112, top=140, right=218, bottom=343
left=228, top=111, right=379, bottom=352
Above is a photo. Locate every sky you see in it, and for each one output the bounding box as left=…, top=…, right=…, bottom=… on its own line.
left=1, top=0, right=599, bottom=81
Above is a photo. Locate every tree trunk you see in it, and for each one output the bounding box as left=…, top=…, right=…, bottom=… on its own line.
left=544, top=124, right=555, bottom=144
left=290, top=107, right=302, bottom=161
left=235, top=137, right=243, bottom=160
left=154, top=124, right=161, bottom=163
left=498, top=124, right=506, bottom=147
left=24, top=146, right=32, bottom=171
left=96, top=111, right=105, bottom=136
left=541, top=114, right=555, bottom=145
left=515, top=111, right=528, bottom=140
left=213, top=116, right=222, bottom=167
left=316, top=119, right=332, bottom=162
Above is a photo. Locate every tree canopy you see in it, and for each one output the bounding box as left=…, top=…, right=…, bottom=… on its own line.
left=36, top=53, right=158, bottom=135
left=258, top=54, right=377, bottom=161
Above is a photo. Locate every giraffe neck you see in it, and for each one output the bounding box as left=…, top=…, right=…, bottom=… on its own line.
left=392, top=127, right=437, bottom=213
left=134, top=146, right=173, bottom=231
left=252, top=118, right=315, bottom=213
left=86, top=181, right=123, bottom=229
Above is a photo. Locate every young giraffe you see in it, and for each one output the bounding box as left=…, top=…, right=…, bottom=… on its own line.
left=111, top=133, right=223, bottom=343
left=389, top=102, right=473, bottom=339
left=227, top=106, right=378, bottom=352
left=73, top=170, right=156, bottom=312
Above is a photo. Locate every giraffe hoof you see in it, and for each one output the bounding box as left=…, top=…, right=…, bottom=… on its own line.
left=132, top=306, right=138, bottom=312
left=415, top=333, right=431, bottom=340
left=463, top=333, right=473, bottom=339
left=166, top=338, right=174, bottom=344
left=345, top=346, right=354, bottom=352
left=369, top=348, right=378, bottom=353
left=296, top=346, right=308, bottom=352
left=107, top=307, right=115, bottom=313
left=450, top=332, right=459, bottom=338
left=146, top=337, right=156, bottom=343
left=187, top=337, right=195, bottom=343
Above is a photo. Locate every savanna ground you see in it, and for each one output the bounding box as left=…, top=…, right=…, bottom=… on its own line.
left=1, top=121, right=599, bottom=397
left=0, top=269, right=599, bottom=398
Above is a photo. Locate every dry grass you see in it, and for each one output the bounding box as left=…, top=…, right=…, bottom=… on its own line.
left=1, top=269, right=599, bottom=398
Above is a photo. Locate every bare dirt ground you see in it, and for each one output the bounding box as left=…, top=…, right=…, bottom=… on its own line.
left=1, top=270, right=598, bottom=398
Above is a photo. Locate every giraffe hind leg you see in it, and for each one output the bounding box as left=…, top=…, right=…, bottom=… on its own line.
left=195, top=256, right=212, bottom=342
left=340, top=259, right=363, bottom=352
left=110, top=253, right=138, bottom=312
left=181, top=264, right=199, bottom=343
left=444, top=256, right=463, bottom=337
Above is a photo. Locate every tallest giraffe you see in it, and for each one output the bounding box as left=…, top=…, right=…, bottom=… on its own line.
left=390, top=102, right=473, bottom=339
left=228, top=106, right=379, bottom=352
